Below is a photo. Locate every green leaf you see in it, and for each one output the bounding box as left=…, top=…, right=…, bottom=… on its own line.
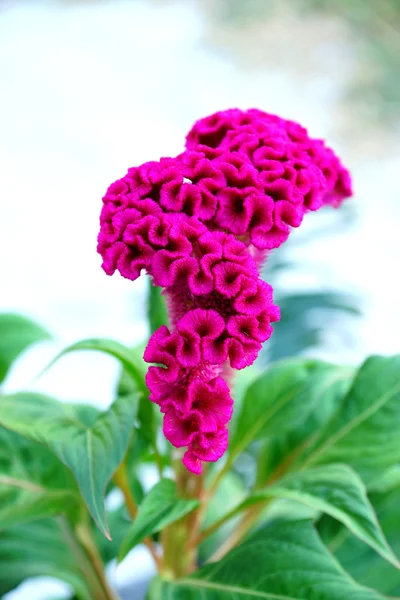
left=119, top=479, right=199, bottom=561
left=299, top=355, right=400, bottom=483
left=149, top=520, right=387, bottom=599
left=49, top=337, right=156, bottom=447
left=199, top=472, right=246, bottom=563
left=147, top=277, right=168, bottom=334
left=219, top=464, right=399, bottom=569
left=47, top=338, right=147, bottom=394
left=319, top=465, right=400, bottom=596
left=0, top=313, right=51, bottom=384
left=0, top=392, right=138, bottom=538
left=95, top=503, right=131, bottom=565
left=230, top=359, right=352, bottom=465
left=0, top=519, right=93, bottom=599
left=0, top=428, right=79, bottom=529
left=0, top=475, right=78, bottom=530
left=254, top=373, right=351, bottom=487
left=266, top=292, right=359, bottom=362
left=368, top=465, right=400, bottom=495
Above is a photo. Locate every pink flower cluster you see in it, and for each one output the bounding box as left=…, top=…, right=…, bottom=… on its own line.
left=98, top=109, right=352, bottom=474
left=186, top=108, right=352, bottom=209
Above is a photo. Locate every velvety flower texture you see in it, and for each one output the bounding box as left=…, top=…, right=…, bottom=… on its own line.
left=186, top=108, right=352, bottom=210
left=98, top=109, right=352, bottom=474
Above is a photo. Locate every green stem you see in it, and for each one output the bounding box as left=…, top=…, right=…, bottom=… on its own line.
left=162, top=452, right=204, bottom=577
left=76, top=522, right=119, bottom=600
left=114, top=461, right=162, bottom=571
left=59, top=517, right=106, bottom=600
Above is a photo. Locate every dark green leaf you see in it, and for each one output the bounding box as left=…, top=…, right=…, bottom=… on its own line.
left=119, top=479, right=199, bottom=561
left=230, top=359, right=352, bottom=465
left=149, top=520, right=386, bottom=599
left=0, top=313, right=51, bottom=384
left=319, top=467, right=400, bottom=596
left=299, top=355, right=400, bottom=484
left=215, top=464, right=399, bottom=569
left=0, top=392, right=138, bottom=538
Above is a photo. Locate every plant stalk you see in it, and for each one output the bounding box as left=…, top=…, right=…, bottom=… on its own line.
left=114, top=461, right=162, bottom=571
left=60, top=517, right=107, bottom=600
left=76, top=522, right=119, bottom=600
left=162, top=452, right=205, bottom=577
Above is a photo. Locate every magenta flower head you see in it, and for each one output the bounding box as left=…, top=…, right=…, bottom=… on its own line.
left=98, top=108, right=352, bottom=474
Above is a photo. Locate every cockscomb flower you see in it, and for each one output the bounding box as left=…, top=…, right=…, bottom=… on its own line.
left=98, top=108, right=351, bottom=474
left=186, top=108, right=352, bottom=210
left=143, top=314, right=233, bottom=475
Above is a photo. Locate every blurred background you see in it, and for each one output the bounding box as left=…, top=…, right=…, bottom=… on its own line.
left=1, top=0, right=400, bottom=597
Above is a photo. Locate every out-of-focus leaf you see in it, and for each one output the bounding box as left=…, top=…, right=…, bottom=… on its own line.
left=0, top=313, right=51, bottom=384
left=0, top=476, right=77, bottom=531
left=266, top=292, right=360, bottom=362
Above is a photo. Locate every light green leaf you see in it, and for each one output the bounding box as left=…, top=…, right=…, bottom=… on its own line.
left=149, top=520, right=386, bottom=599
left=217, top=464, right=399, bottom=569
left=0, top=475, right=78, bottom=530
left=368, top=465, right=400, bottom=495
left=300, top=355, right=400, bottom=483
left=0, top=392, right=138, bottom=538
left=119, top=479, right=199, bottom=561
left=0, top=313, right=51, bottom=384
left=115, top=342, right=158, bottom=449
left=47, top=338, right=147, bottom=394
left=48, top=337, right=156, bottom=448
left=230, top=359, right=352, bottom=464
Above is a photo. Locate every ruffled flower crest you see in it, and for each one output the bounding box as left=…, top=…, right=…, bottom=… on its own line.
left=98, top=108, right=352, bottom=474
